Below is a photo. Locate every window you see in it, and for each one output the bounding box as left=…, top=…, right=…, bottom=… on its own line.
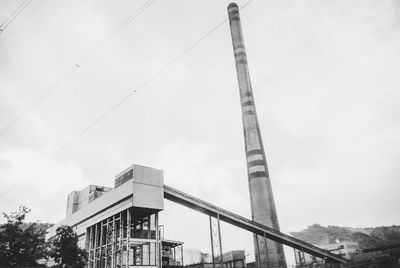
left=129, top=242, right=156, bottom=266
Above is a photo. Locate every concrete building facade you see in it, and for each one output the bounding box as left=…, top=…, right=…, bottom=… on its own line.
left=47, top=164, right=182, bottom=268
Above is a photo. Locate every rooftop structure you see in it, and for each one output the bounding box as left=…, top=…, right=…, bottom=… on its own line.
left=66, top=185, right=112, bottom=216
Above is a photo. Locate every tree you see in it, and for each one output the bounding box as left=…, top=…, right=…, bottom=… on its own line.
left=0, top=206, right=48, bottom=266
left=51, top=225, right=86, bottom=268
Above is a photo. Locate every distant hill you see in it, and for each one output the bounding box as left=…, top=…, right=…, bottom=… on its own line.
left=290, top=224, right=400, bottom=249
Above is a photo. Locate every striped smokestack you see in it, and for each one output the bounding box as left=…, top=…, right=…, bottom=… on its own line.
left=227, top=3, right=286, bottom=268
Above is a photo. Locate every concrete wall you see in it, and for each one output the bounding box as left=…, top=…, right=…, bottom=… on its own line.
left=65, top=185, right=112, bottom=216
left=132, top=164, right=164, bottom=210
left=66, top=191, right=79, bottom=216
left=48, top=164, right=164, bottom=239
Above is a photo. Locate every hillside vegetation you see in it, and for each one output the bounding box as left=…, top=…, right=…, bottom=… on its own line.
left=290, top=224, right=400, bottom=249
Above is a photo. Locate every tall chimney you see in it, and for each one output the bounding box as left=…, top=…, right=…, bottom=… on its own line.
left=227, top=3, right=286, bottom=268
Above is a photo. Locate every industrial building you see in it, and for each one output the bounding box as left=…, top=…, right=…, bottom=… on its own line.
left=47, top=162, right=348, bottom=268
left=294, top=242, right=360, bottom=266
left=47, top=164, right=183, bottom=268
left=318, top=242, right=359, bottom=259
left=46, top=3, right=353, bottom=268
left=215, top=250, right=247, bottom=268
left=186, top=250, right=247, bottom=268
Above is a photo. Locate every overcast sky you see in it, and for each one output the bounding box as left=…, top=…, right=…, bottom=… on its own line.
left=1, top=0, right=400, bottom=265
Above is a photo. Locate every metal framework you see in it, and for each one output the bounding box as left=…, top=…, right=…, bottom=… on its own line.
left=164, top=184, right=349, bottom=264
left=161, top=241, right=184, bottom=267
left=255, top=233, right=269, bottom=268
left=294, top=248, right=306, bottom=266
left=74, top=183, right=348, bottom=268
left=86, top=207, right=160, bottom=268
left=209, top=215, right=223, bottom=268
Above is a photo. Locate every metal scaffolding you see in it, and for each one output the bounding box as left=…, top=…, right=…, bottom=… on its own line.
left=86, top=207, right=160, bottom=268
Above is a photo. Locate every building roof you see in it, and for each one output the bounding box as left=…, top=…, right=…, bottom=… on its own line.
left=162, top=239, right=184, bottom=247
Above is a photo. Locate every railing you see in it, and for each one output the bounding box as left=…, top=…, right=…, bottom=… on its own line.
left=163, top=184, right=348, bottom=264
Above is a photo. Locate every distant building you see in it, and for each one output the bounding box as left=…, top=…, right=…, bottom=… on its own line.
left=47, top=164, right=183, bottom=268
left=294, top=241, right=359, bottom=266
left=186, top=250, right=246, bottom=268
left=215, top=250, right=247, bottom=268
left=316, top=241, right=359, bottom=259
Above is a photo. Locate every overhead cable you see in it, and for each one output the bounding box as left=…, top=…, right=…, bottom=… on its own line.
left=51, top=0, right=254, bottom=158
left=0, top=0, right=155, bottom=139
left=0, top=0, right=47, bottom=46
left=0, top=0, right=32, bottom=33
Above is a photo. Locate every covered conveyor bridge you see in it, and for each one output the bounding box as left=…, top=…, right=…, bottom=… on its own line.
left=163, top=184, right=349, bottom=264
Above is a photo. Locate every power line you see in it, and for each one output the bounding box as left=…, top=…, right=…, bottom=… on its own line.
left=51, top=0, right=254, bottom=158
left=0, top=1, right=254, bottom=199
left=0, top=0, right=27, bottom=28
left=0, top=0, right=32, bottom=33
left=77, top=0, right=154, bottom=67
left=0, top=0, right=183, bottom=199
left=0, top=0, right=155, bottom=139
left=0, top=183, right=17, bottom=199
left=0, top=66, right=77, bottom=137
left=98, top=0, right=184, bottom=58
left=0, top=0, right=46, bottom=46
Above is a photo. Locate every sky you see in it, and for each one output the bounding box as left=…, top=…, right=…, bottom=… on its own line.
left=1, top=0, right=400, bottom=265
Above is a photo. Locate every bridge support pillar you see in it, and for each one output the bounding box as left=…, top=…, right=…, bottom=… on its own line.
left=255, top=233, right=270, bottom=268
left=209, top=214, right=223, bottom=268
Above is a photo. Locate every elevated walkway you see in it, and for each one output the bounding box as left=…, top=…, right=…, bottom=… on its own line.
left=163, top=184, right=349, bottom=264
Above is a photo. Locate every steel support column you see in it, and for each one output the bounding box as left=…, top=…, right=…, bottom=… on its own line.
left=209, top=214, right=223, bottom=268
left=156, top=212, right=161, bottom=268
left=127, top=208, right=131, bottom=266
left=181, top=244, right=184, bottom=266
